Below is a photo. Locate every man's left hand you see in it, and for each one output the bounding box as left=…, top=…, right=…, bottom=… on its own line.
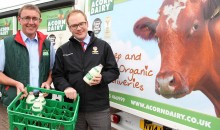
left=41, top=82, right=50, bottom=97
left=89, top=74, right=102, bottom=86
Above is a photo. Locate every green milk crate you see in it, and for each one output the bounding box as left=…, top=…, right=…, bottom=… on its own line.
left=7, top=85, right=80, bottom=130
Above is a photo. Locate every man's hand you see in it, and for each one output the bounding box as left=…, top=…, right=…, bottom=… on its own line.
left=15, top=82, right=28, bottom=99
left=64, top=87, right=77, bottom=101
left=41, top=82, right=51, bottom=97
left=89, top=74, right=102, bottom=86
left=41, top=82, right=51, bottom=89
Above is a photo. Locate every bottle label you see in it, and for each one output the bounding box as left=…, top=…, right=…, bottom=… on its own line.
left=41, top=99, right=46, bottom=105
left=85, top=72, right=93, bottom=80
left=94, top=67, right=99, bottom=73
left=32, top=106, right=41, bottom=109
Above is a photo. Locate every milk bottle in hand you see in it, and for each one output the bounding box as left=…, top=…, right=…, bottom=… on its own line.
left=83, top=64, right=103, bottom=85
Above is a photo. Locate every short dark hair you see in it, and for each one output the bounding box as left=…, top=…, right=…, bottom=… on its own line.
left=66, top=10, right=87, bottom=25
left=18, top=4, right=41, bottom=17
left=48, top=34, right=56, bottom=38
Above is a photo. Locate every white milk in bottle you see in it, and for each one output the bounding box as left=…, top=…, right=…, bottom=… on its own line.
left=37, top=93, right=46, bottom=106
left=32, top=98, right=43, bottom=116
left=83, top=64, right=103, bottom=85
left=26, top=92, right=35, bottom=109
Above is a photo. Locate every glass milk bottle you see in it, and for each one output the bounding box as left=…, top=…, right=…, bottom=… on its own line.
left=37, top=93, right=46, bottom=106
left=32, top=98, right=43, bottom=116
left=26, top=92, right=35, bottom=109
left=83, top=64, right=103, bottom=85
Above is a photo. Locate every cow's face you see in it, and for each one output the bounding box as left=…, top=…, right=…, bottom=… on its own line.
left=134, top=0, right=214, bottom=98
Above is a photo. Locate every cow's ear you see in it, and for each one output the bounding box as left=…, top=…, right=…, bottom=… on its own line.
left=133, top=17, right=157, bottom=41
left=203, top=0, right=220, bottom=19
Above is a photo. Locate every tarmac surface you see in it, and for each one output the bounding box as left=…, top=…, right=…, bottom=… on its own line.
left=0, top=103, right=9, bottom=130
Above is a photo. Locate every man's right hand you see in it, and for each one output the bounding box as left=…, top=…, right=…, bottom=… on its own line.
left=15, top=82, right=28, bottom=99
left=64, top=87, right=77, bottom=101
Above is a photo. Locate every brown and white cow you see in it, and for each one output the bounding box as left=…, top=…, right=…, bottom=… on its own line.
left=133, top=0, right=220, bottom=117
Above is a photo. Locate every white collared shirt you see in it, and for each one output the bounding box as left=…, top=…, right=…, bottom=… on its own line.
left=74, top=33, right=91, bottom=50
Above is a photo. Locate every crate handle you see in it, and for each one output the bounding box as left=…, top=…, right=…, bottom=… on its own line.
left=26, top=85, right=65, bottom=96
left=26, top=85, right=79, bottom=103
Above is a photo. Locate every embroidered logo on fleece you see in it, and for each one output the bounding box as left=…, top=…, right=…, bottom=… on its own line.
left=92, top=46, right=99, bottom=54
left=43, top=49, right=49, bottom=56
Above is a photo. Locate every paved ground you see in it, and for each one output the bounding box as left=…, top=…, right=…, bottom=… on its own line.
left=0, top=104, right=9, bottom=130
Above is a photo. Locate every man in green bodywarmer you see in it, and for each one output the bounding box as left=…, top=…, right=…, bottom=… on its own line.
left=0, top=4, right=55, bottom=106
